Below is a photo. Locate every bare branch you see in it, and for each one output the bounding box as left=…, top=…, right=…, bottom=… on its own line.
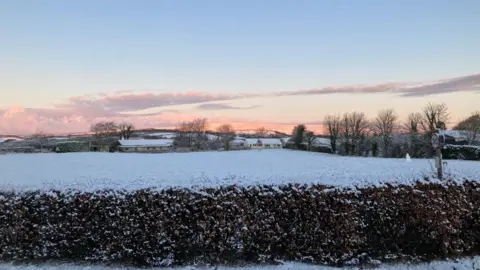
left=118, top=122, right=135, bottom=140
left=373, top=108, right=398, bottom=157
left=340, top=112, right=370, bottom=155
left=216, top=124, right=236, bottom=150
left=404, top=112, right=424, bottom=134
left=30, top=128, right=49, bottom=151
left=304, top=130, right=316, bottom=151
left=174, top=118, right=209, bottom=150
left=421, top=102, right=450, bottom=133
left=454, top=111, right=480, bottom=144
left=324, top=114, right=341, bottom=153
left=90, top=121, right=119, bottom=149
left=255, top=127, right=268, bottom=137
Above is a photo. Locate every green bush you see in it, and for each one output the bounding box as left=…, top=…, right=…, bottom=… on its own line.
left=55, top=142, right=90, bottom=153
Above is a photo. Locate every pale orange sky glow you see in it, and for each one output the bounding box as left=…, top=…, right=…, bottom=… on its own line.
left=1, top=73, right=479, bottom=135
left=2, top=1, right=480, bottom=136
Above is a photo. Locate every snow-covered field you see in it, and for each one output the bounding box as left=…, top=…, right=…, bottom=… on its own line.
left=1, top=256, right=480, bottom=270
left=1, top=150, right=479, bottom=192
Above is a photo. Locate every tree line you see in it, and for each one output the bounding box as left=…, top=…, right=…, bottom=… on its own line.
left=290, top=102, right=479, bottom=158
left=26, top=102, right=478, bottom=155
left=172, top=118, right=273, bottom=150
left=89, top=121, right=135, bottom=149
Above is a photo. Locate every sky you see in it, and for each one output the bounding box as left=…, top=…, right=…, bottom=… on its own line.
left=1, top=0, right=479, bottom=135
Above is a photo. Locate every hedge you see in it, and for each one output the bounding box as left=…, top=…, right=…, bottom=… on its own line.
left=442, top=145, right=480, bottom=160
left=54, top=142, right=90, bottom=153
left=1, top=181, right=480, bottom=267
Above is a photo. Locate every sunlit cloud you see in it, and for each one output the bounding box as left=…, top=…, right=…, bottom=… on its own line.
left=1, top=73, right=478, bottom=135
left=196, top=103, right=262, bottom=110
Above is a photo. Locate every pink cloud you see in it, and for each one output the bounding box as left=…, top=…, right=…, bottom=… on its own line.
left=0, top=105, right=202, bottom=135
left=1, top=73, right=478, bottom=135
left=275, top=73, right=480, bottom=97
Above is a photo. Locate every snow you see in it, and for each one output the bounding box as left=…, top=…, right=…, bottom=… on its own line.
left=1, top=150, right=479, bottom=192
left=303, top=137, right=331, bottom=147
left=0, top=137, right=24, bottom=143
left=443, top=130, right=468, bottom=139
left=144, top=132, right=177, bottom=138
left=1, top=256, right=480, bottom=270
left=244, top=138, right=282, bottom=145
left=118, top=139, right=173, bottom=147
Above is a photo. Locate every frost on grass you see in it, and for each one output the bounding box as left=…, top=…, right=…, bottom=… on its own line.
left=1, top=150, right=480, bottom=192
left=1, top=150, right=480, bottom=268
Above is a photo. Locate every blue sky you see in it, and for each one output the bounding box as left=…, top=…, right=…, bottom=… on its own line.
left=0, top=0, right=479, bottom=134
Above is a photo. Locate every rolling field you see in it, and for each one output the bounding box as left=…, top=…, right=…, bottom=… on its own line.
left=0, top=149, right=479, bottom=191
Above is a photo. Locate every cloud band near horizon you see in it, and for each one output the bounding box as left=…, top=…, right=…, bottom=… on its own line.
left=1, top=73, right=479, bottom=135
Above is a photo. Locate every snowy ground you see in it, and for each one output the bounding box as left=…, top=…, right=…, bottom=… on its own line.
left=1, top=256, right=480, bottom=270
left=1, top=150, right=479, bottom=192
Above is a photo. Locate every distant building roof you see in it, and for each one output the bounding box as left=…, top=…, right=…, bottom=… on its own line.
left=146, top=132, right=177, bottom=138
left=230, top=139, right=245, bottom=145
left=443, top=130, right=469, bottom=140
left=118, top=139, right=173, bottom=147
left=245, top=138, right=282, bottom=145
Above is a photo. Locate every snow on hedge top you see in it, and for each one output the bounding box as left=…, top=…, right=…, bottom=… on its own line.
left=0, top=150, right=479, bottom=192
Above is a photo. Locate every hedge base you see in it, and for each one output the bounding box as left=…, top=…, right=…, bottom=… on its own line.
left=1, top=180, right=480, bottom=267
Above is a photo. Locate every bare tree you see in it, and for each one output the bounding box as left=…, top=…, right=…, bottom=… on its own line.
left=373, top=109, right=398, bottom=157
left=175, top=122, right=194, bottom=148
left=405, top=112, right=424, bottom=134
left=216, top=124, right=236, bottom=150
left=340, top=112, right=370, bottom=155
left=255, top=127, right=268, bottom=137
left=90, top=121, right=118, bottom=149
left=324, top=115, right=341, bottom=154
left=454, top=111, right=480, bottom=144
left=404, top=112, right=426, bottom=158
left=175, top=118, right=209, bottom=150
left=340, top=114, right=352, bottom=155
left=420, top=102, right=450, bottom=134
left=30, top=128, right=49, bottom=151
left=118, top=122, right=135, bottom=140
left=304, top=130, right=316, bottom=151
left=216, top=123, right=235, bottom=134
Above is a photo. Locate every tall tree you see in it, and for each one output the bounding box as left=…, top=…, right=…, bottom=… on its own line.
left=405, top=112, right=424, bottom=134
left=216, top=124, right=236, bottom=150
left=118, top=122, right=135, bottom=139
left=255, top=127, right=268, bottom=137
left=373, top=108, right=398, bottom=157
left=454, top=111, right=480, bottom=144
left=420, top=102, right=449, bottom=134
left=90, top=121, right=118, bottom=149
left=324, top=114, right=341, bottom=154
left=292, top=124, right=306, bottom=149
left=304, top=130, right=316, bottom=151
left=175, top=118, right=209, bottom=150
left=340, top=113, right=352, bottom=155
left=404, top=112, right=426, bottom=158
left=30, top=128, right=48, bottom=151
left=341, top=112, right=370, bottom=155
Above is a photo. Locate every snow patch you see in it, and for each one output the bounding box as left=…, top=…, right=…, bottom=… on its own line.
left=0, top=150, right=479, bottom=192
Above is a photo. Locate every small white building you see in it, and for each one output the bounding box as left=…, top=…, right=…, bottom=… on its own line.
left=245, top=138, right=283, bottom=149
left=117, top=139, right=173, bottom=153
left=229, top=138, right=247, bottom=149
